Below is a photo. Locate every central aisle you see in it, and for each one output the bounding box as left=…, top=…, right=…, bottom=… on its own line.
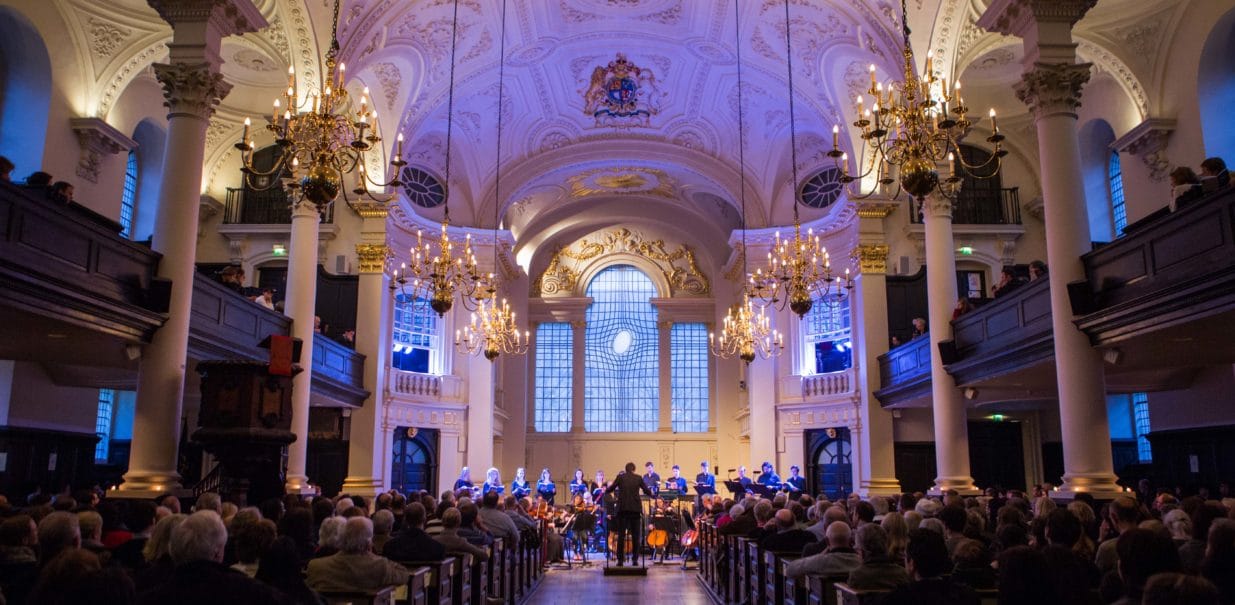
left=528, top=563, right=712, bottom=604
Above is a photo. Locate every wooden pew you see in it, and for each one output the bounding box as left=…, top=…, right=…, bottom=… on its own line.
left=733, top=537, right=749, bottom=605
left=746, top=540, right=765, bottom=605
left=320, top=583, right=399, bottom=605
left=450, top=553, right=473, bottom=605
left=775, top=554, right=807, bottom=605
left=395, top=558, right=455, bottom=605
left=486, top=539, right=503, bottom=603
left=471, top=547, right=490, bottom=605
left=834, top=582, right=890, bottom=605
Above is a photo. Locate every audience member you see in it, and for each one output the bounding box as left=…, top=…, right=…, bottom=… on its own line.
left=315, top=516, right=345, bottom=558
left=306, top=517, right=408, bottom=594
left=952, top=297, right=975, bottom=320
left=77, top=510, right=108, bottom=562
left=760, top=508, right=816, bottom=553
left=1097, top=496, right=1142, bottom=575
left=1142, top=572, right=1220, bottom=605
left=478, top=490, right=520, bottom=545
left=1114, top=528, right=1182, bottom=605
left=992, top=266, right=1024, bottom=298
left=457, top=502, right=494, bottom=547
left=1029, top=260, right=1048, bottom=281
left=847, top=524, right=909, bottom=590
left=1199, top=157, right=1229, bottom=190
left=911, top=317, right=927, bottom=339
left=254, top=536, right=320, bottom=605
left=882, top=511, right=909, bottom=562
left=432, top=507, right=488, bottom=562
left=785, top=520, right=859, bottom=579
left=0, top=156, right=13, bottom=182
left=37, top=511, right=80, bottom=565
left=951, top=538, right=996, bottom=589
left=997, top=546, right=1059, bottom=605
left=27, top=549, right=101, bottom=605
left=0, top=514, right=40, bottom=605
left=1181, top=501, right=1226, bottom=573
left=1199, top=519, right=1235, bottom=604
left=134, top=513, right=186, bottom=592
left=371, top=509, right=395, bottom=554
left=48, top=181, right=74, bottom=203
left=883, top=529, right=978, bottom=605
left=231, top=520, right=276, bottom=578
left=1171, top=166, right=1204, bottom=209
left=382, top=502, right=445, bottom=562
left=113, top=500, right=157, bottom=570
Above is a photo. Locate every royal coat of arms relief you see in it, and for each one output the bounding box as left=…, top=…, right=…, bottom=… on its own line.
left=581, top=53, right=665, bottom=127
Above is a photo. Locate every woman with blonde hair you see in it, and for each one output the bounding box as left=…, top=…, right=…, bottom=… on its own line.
left=881, top=511, right=908, bottom=562
left=483, top=467, right=505, bottom=496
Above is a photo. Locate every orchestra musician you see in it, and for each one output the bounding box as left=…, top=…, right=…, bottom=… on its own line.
left=756, top=461, right=781, bottom=488
left=664, top=464, right=687, bottom=492
left=643, top=461, right=661, bottom=497
left=536, top=468, right=557, bottom=504
left=454, top=467, right=474, bottom=492
left=604, top=463, right=654, bottom=566
left=569, top=468, right=589, bottom=497
left=511, top=467, right=531, bottom=499
left=784, top=465, right=806, bottom=493
left=591, top=470, right=607, bottom=503
left=695, top=460, right=716, bottom=496
left=482, top=467, right=505, bottom=496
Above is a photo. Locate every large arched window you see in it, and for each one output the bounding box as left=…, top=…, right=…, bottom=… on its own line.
left=802, top=299, right=852, bottom=375
left=392, top=294, right=439, bottom=374
left=1199, top=8, right=1235, bottom=159
left=1109, top=151, right=1127, bottom=235
left=584, top=265, right=659, bottom=432
left=129, top=119, right=166, bottom=242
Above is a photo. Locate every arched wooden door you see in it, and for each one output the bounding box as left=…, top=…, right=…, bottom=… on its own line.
left=806, top=427, right=853, bottom=501
left=390, top=427, right=437, bottom=495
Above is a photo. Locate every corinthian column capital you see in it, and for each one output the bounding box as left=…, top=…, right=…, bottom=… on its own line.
left=356, top=244, right=390, bottom=274
left=1015, top=62, right=1091, bottom=119
left=154, top=62, right=233, bottom=119
left=921, top=195, right=954, bottom=222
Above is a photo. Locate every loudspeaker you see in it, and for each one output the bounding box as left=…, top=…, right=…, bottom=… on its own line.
left=898, top=256, right=911, bottom=275
left=146, top=278, right=173, bottom=313
left=335, top=254, right=348, bottom=274
left=937, top=340, right=959, bottom=365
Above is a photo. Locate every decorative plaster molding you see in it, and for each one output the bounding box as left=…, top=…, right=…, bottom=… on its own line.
left=534, top=227, right=709, bottom=297
left=147, top=0, right=268, bottom=38
left=355, top=243, right=389, bottom=274
left=978, top=0, right=1097, bottom=37
left=347, top=200, right=390, bottom=219
left=851, top=243, right=890, bottom=275
left=856, top=201, right=898, bottom=219
left=1015, top=62, right=1092, bottom=119
left=154, top=62, right=233, bottom=119
left=69, top=118, right=137, bottom=184
left=1112, top=118, right=1175, bottom=182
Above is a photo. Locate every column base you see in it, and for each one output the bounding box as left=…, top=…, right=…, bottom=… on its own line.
left=116, top=470, right=183, bottom=499
left=285, top=475, right=317, bottom=496
left=929, top=475, right=980, bottom=496
left=860, top=478, right=904, bottom=497
left=340, top=477, right=385, bottom=499
left=1056, top=472, right=1125, bottom=501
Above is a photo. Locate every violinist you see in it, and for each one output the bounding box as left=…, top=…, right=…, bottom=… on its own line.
left=536, top=468, right=557, bottom=504
left=569, top=468, right=589, bottom=497
left=511, top=467, right=531, bottom=499
left=664, top=464, right=687, bottom=492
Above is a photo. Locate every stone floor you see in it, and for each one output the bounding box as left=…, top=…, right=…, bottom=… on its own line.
left=526, top=559, right=712, bottom=604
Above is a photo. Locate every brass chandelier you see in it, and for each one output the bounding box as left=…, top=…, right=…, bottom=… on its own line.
left=749, top=0, right=853, bottom=319
left=828, top=0, right=1005, bottom=203
left=235, top=0, right=403, bottom=210
left=455, top=0, right=528, bottom=361
left=710, top=0, right=783, bottom=365
left=390, top=0, right=487, bottom=317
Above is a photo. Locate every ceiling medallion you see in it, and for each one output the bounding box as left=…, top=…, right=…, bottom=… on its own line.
left=581, top=53, right=665, bottom=128
left=567, top=167, right=676, bottom=199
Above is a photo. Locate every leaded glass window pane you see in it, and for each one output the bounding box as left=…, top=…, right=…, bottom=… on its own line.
left=804, top=300, right=852, bottom=374
left=584, top=265, right=658, bottom=432
left=1133, top=392, right=1152, bottom=462
left=392, top=294, right=437, bottom=374
left=1110, top=151, right=1128, bottom=235
left=95, top=389, right=114, bottom=462
left=534, top=322, right=572, bottom=432
left=671, top=323, right=709, bottom=432
left=120, top=151, right=137, bottom=238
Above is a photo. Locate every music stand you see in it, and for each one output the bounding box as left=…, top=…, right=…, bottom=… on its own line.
left=723, top=480, right=748, bottom=497
left=569, top=511, right=596, bottom=567
left=747, top=483, right=777, bottom=499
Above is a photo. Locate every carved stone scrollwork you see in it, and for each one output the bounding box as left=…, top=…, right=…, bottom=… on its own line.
left=69, top=118, right=136, bottom=184
left=154, top=62, right=233, bottom=119
left=355, top=244, right=389, bottom=274
left=921, top=195, right=955, bottom=221
left=534, top=227, right=710, bottom=297
left=1015, top=62, right=1091, bottom=119
left=851, top=244, right=890, bottom=275
left=1113, top=119, right=1176, bottom=183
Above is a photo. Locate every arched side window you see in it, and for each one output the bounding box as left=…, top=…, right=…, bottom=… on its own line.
left=0, top=7, right=51, bottom=178
left=119, top=151, right=137, bottom=237
left=584, top=265, right=659, bottom=432
left=534, top=322, right=573, bottom=432
left=392, top=294, right=439, bottom=374
left=129, top=120, right=166, bottom=242
left=1109, top=151, right=1127, bottom=236
left=802, top=299, right=852, bottom=375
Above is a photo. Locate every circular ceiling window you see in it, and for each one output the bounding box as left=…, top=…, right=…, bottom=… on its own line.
left=799, top=167, right=843, bottom=209
left=612, top=329, right=634, bottom=355
left=400, top=166, right=446, bottom=209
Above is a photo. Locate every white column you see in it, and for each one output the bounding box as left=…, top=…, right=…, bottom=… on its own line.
left=852, top=245, right=903, bottom=496
left=466, top=350, right=495, bottom=471
left=284, top=200, right=321, bottom=494
left=658, top=320, right=672, bottom=433
left=438, top=429, right=464, bottom=496
left=120, top=0, right=264, bottom=497
left=341, top=243, right=390, bottom=498
left=1018, top=64, right=1121, bottom=498
left=923, top=196, right=978, bottom=495
left=747, top=350, right=777, bottom=471
left=981, top=0, right=1123, bottom=499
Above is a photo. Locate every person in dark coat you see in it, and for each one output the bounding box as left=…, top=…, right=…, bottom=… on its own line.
left=603, top=462, right=654, bottom=566
left=381, top=502, right=445, bottom=563
left=137, top=511, right=290, bottom=605
left=883, top=529, right=978, bottom=605
left=760, top=509, right=817, bottom=554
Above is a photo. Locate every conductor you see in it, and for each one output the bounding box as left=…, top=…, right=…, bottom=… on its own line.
left=605, top=462, right=655, bottom=567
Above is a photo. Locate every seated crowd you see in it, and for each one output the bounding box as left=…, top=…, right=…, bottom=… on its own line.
left=0, top=486, right=542, bottom=605
left=699, top=482, right=1235, bottom=605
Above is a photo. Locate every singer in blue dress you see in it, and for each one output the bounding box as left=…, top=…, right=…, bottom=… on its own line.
left=569, top=468, right=589, bottom=497
left=536, top=468, right=557, bottom=503
left=482, top=467, right=505, bottom=496
left=511, top=467, right=531, bottom=498
left=454, top=467, right=474, bottom=492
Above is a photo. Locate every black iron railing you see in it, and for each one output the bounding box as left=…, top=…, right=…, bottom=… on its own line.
left=223, top=188, right=335, bottom=225
left=911, top=187, right=1021, bottom=225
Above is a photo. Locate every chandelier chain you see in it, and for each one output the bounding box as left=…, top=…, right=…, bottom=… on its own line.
left=783, top=0, right=800, bottom=222
left=735, top=0, right=747, bottom=250
left=328, top=0, right=341, bottom=65
left=443, top=0, right=461, bottom=224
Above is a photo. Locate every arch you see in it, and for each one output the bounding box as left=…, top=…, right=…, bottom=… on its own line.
left=129, top=119, right=166, bottom=242
left=1198, top=6, right=1235, bottom=159
left=582, top=265, right=660, bottom=433
left=390, top=427, right=438, bottom=495
left=574, top=252, right=672, bottom=300
left=1078, top=119, right=1118, bottom=242
left=0, top=6, right=51, bottom=178
left=806, top=427, right=853, bottom=501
